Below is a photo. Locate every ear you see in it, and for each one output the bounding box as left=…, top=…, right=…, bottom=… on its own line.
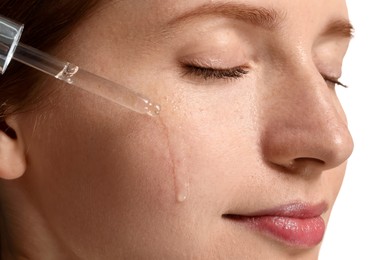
left=0, top=117, right=26, bottom=179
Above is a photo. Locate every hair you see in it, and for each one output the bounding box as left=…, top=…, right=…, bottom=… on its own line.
left=0, top=0, right=101, bottom=252
left=0, top=0, right=100, bottom=136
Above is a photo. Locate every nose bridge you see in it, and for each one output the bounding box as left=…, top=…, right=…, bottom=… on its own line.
left=259, top=60, right=353, bottom=171
left=282, top=68, right=336, bottom=129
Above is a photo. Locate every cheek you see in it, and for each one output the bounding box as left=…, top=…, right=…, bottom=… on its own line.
left=22, top=87, right=176, bottom=251
left=325, top=162, right=348, bottom=199
left=159, top=80, right=260, bottom=201
left=321, top=162, right=348, bottom=222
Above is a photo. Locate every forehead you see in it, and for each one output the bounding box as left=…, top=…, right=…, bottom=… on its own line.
left=97, top=0, right=349, bottom=38
left=104, top=0, right=348, bottom=20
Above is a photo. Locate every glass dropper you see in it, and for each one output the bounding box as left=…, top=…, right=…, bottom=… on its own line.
left=0, top=15, right=160, bottom=117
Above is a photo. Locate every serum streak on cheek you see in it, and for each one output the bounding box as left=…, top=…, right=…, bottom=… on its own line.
left=158, top=117, right=190, bottom=203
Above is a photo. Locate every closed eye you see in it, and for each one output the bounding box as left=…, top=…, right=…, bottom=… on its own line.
left=181, top=64, right=249, bottom=80
left=181, top=63, right=347, bottom=88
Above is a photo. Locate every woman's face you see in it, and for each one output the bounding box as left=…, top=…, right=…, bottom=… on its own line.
left=15, top=0, right=353, bottom=258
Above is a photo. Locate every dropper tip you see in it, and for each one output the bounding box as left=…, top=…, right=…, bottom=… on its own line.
left=145, top=102, right=161, bottom=117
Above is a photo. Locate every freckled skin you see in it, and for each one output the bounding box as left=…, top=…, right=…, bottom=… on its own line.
left=1, top=0, right=353, bottom=259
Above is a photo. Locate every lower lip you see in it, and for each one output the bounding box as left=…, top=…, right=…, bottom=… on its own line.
left=232, top=215, right=325, bottom=247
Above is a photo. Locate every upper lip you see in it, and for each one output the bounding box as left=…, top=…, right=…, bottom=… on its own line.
left=224, top=201, right=328, bottom=219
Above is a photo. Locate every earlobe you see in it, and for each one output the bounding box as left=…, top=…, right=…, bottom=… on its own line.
left=0, top=120, right=26, bottom=180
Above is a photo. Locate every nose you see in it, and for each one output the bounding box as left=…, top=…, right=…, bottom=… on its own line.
left=258, top=67, right=354, bottom=173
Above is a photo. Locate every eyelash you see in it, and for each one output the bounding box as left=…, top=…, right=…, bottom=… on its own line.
left=182, top=64, right=249, bottom=80
left=323, top=76, right=348, bottom=88
left=182, top=64, right=347, bottom=88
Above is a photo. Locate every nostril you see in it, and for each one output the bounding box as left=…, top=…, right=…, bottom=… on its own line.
left=274, top=157, right=326, bottom=174
left=293, top=157, right=325, bottom=166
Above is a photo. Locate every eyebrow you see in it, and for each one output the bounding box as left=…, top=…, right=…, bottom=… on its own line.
left=167, top=3, right=283, bottom=30
left=322, top=19, right=355, bottom=39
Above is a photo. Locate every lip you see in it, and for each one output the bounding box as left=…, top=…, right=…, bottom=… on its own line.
left=224, top=202, right=328, bottom=248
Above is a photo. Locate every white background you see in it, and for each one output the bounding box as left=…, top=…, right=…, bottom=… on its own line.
left=320, top=0, right=390, bottom=259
